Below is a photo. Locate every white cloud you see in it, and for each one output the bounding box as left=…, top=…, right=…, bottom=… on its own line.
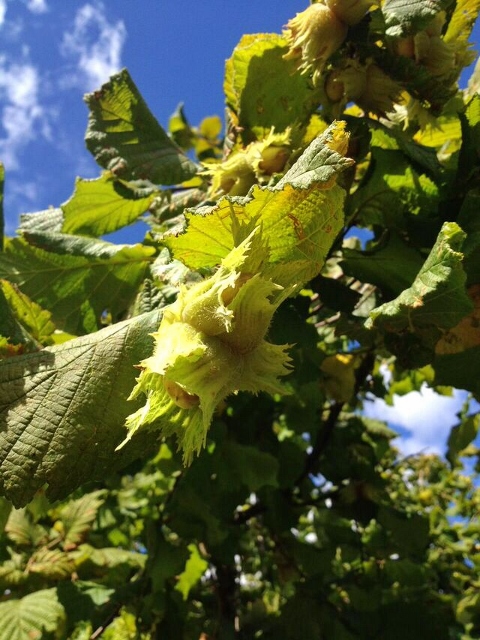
left=0, top=56, right=50, bottom=170
left=24, top=0, right=49, bottom=14
left=60, top=2, right=126, bottom=90
left=0, top=0, right=6, bottom=27
left=362, top=384, right=469, bottom=456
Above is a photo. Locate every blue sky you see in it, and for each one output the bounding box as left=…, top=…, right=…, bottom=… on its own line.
left=0, top=0, right=479, bottom=457
left=0, top=0, right=303, bottom=235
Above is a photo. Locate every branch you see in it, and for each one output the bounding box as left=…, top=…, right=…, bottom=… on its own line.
left=295, top=400, right=344, bottom=487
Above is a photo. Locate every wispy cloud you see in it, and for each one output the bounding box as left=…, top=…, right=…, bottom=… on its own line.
left=0, top=56, right=50, bottom=171
left=60, top=2, right=126, bottom=90
left=0, top=0, right=6, bottom=27
left=23, top=0, right=49, bottom=14
left=363, top=384, right=469, bottom=456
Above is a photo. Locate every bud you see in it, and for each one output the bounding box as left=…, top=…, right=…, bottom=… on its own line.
left=247, top=128, right=291, bottom=177
left=324, top=61, right=367, bottom=104
left=205, top=129, right=291, bottom=196
left=120, top=229, right=293, bottom=462
left=283, top=3, right=348, bottom=85
left=357, top=63, right=403, bottom=115
left=205, top=150, right=256, bottom=197
left=413, top=32, right=455, bottom=79
left=326, top=0, right=379, bottom=26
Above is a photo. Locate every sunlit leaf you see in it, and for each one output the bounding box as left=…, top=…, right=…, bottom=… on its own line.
left=166, top=122, right=353, bottom=289
left=57, top=490, right=106, bottom=549
left=28, top=547, right=75, bottom=580
left=0, top=234, right=155, bottom=334
left=175, top=543, right=208, bottom=600
left=85, top=69, right=198, bottom=185
left=0, top=279, right=56, bottom=345
left=62, top=174, right=158, bottom=237
left=0, top=588, right=65, bottom=640
left=224, top=33, right=322, bottom=138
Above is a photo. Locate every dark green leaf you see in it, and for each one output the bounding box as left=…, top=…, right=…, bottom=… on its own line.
left=382, top=0, right=451, bottom=36
left=0, top=310, right=161, bottom=506
left=447, top=413, right=479, bottom=467
left=367, top=222, right=473, bottom=344
left=342, top=232, right=424, bottom=298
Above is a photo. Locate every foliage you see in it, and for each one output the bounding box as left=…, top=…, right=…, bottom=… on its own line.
left=0, top=1, right=480, bottom=637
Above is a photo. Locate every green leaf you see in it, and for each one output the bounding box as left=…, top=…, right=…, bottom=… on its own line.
left=61, top=174, right=158, bottom=237
left=348, top=146, right=439, bottom=229
left=0, top=279, right=56, bottom=345
left=0, top=234, right=155, bottom=335
left=0, top=496, right=12, bottom=534
left=56, top=580, right=114, bottom=627
left=19, top=208, right=64, bottom=234
left=166, top=122, right=352, bottom=289
left=377, top=506, right=430, bottom=556
left=0, top=588, right=65, bottom=640
left=0, top=162, right=4, bottom=250
left=447, top=413, right=479, bottom=467
left=342, top=232, right=425, bottom=298
left=434, top=346, right=480, bottom=398
left=175, top=543, right=208, bottom=600
left=5, top=508, right=48, bottom=546
left=85, top=69, right=198, bottom=185
left=0, top=283, right=39, bottom=352
left=57, top=490, right=106, bottom=549
left=0, top=310, right=161, bottom=506
left=224, top=33, right=322, bottom=138
left=28, top=547, right=75, bottom=580
left=218, top=441, right=279, bottom=491
left=458, top=95, right=480, bottom=188
left=366, top=222, right=473, bottom=348
left=382, top=0, right=451, bottom=36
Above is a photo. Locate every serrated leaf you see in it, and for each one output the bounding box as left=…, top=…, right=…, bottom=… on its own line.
left=175, top=543, right=208, bottom=601
left=85, top=69, right=198, bottom=185
left=382, top=0, right=450, bottom=36
left=19, top=208, right=64, bottom=234
left=0, top=310, right=161, bottom=507
left=57, top=490, right=106, bottom=549
left=0, top=234, right=155, bottom=335
left=0, top=588, right=65, bottom=640
left=61, top=174, right=158, bottom=237
left=366, top=222, right=473, bottom=339
left=28, top=547, right=75, bottom=580
left=0, top=284, right=39, bottom=351
left=225, top=33, right=322, bottom=138
left=5, top=508, right=48, bottom=547
left=166, top=122, right=352, bottom=289
left=0, top=279, right=56, bottom=345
